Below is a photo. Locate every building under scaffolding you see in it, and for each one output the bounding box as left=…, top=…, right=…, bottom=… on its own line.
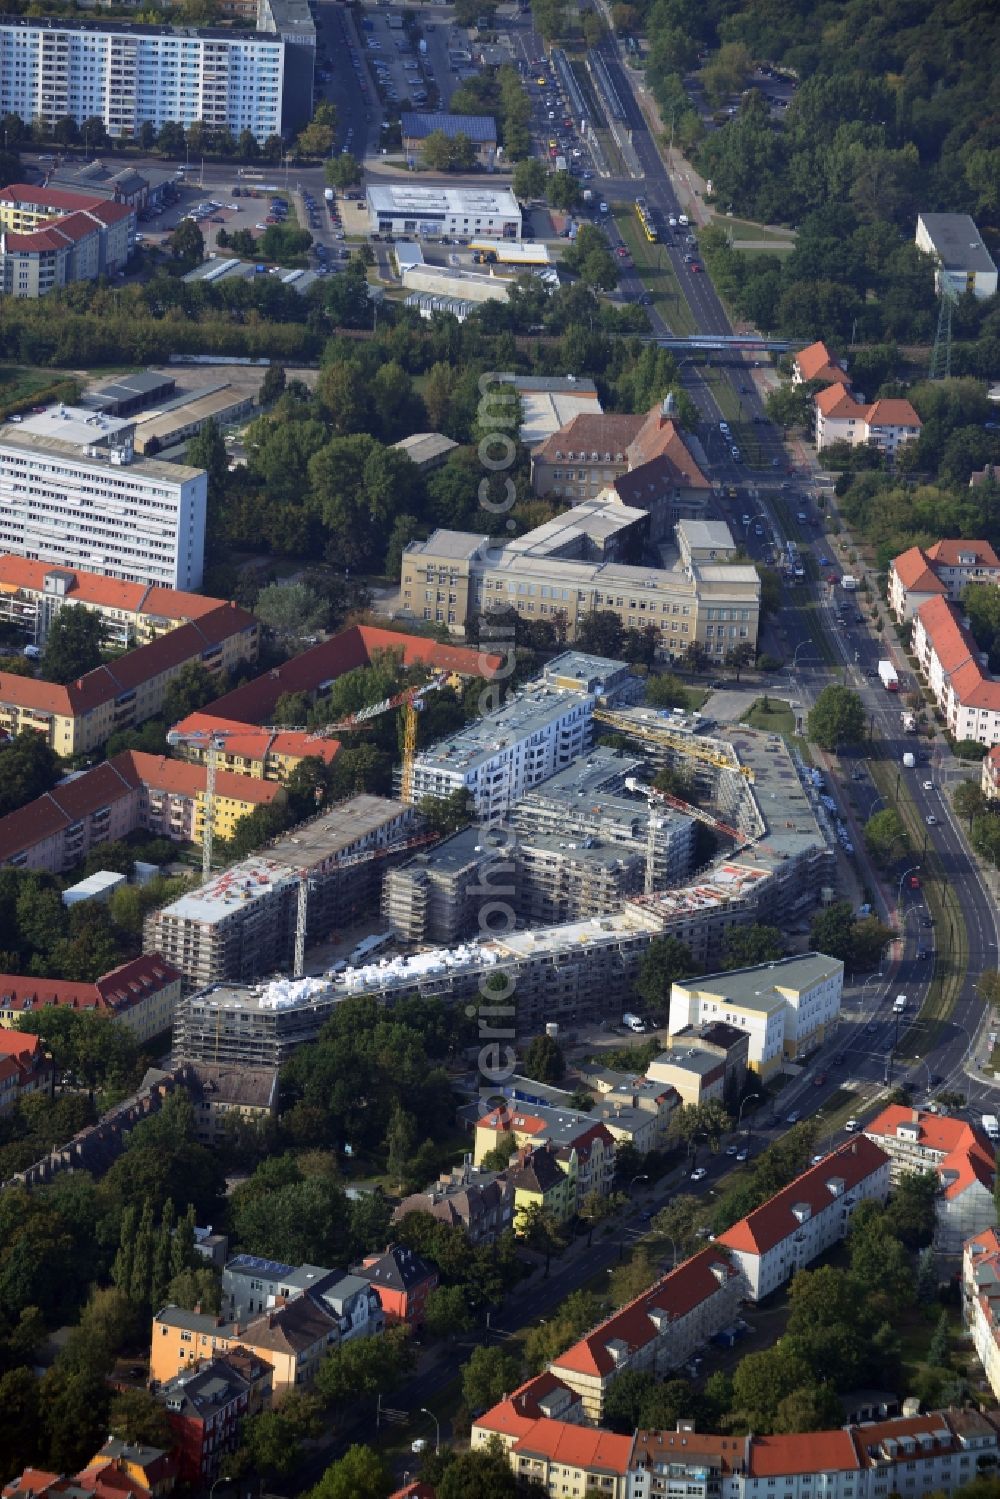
left=145, top=795, right=419, bottom=988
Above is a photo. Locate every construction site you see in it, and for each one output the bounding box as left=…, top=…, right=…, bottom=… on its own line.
left=145, top=795, right=426, bottom=988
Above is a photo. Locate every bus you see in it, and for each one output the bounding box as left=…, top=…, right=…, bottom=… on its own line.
left=635, top=198, right=659, bottom=242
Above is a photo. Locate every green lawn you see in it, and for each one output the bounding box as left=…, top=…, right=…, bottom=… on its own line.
left=740, top=696, right=796, bottom=736
left=614, top=210, right=697, bottom=337
left=0, top=366, right=78, bottom=417
left=708, top=214, right=796, bottom=247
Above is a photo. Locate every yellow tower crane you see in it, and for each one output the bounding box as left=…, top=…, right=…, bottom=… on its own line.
left=592, top=708, right=755, bottom=780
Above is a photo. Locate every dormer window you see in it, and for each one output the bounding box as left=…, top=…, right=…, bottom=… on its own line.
left=791, top=1202, right=811, bottom=1224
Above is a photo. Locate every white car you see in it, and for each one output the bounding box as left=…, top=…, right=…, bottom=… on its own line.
left=690, top=1166, right=708, bottom=1182
left=925, top=814, right=937, bottom=826
left=923, top=780, right=933, bottom=791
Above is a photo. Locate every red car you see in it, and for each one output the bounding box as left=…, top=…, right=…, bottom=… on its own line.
left=812, top=1072, right=826, bottom=1087
left=689, top=262, right=702, bottom=272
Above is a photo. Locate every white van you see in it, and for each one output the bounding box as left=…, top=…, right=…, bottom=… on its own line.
left=845, top=1117, right=859, bottom=1132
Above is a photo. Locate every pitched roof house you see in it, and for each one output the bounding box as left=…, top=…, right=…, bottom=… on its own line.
left=865, top=1105, right=996, bottom=1251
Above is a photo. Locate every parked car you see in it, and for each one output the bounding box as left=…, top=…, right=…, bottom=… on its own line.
left=690, top=1166, right=708, bottom=1182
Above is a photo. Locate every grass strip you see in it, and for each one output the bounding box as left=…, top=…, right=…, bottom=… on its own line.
left=614, top=210, right=697, bottom=336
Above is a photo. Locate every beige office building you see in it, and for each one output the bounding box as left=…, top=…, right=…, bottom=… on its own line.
left=399, top=501, right=760, bottom=659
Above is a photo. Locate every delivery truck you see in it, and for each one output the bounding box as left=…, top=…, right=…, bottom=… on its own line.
left=983, top=1114, right=999, bottom=1141
left=622, top=1012, right=646, bottom=1033
left=901, top=711, right=917, bottom=733
left=841, top=575, right=858, bottom=591
left=878, top=660, right=899, bottom=691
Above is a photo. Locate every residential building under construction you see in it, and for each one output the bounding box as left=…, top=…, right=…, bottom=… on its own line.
left=145, top=795, right=422, bottom=988
left=382, top=749, right=697, bottom=945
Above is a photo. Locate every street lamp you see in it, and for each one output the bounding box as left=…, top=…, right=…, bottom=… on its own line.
left=659, top=1232, right=679, bottom=1269
left=420, top=1406, right=440, bottom=1456
left=860, top=971, right=884, bottom=1014
left=791, top=641, right=818, bottom=670
left=737, top=1092, right=760, bottom=1135
left=630, top=1174, right=650, bottom=1191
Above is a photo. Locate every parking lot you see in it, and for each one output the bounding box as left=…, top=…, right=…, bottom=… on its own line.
left=139, top=173, right=350, bottom=275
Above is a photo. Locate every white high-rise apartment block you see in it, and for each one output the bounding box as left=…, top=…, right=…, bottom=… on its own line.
left=0, top=18, right=284, bottom=141
left=0, top=406, right=207, bottom=590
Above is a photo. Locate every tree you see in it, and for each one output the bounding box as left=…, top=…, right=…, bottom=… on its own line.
left=314, top=1325, right=414, bottom=1404
left=295, top=118, right=335, bottom=160
left=578, top=1188, right=623, bottom=1247
left=953, top=779, right=988, bottom=830
left=325, top=153, right=362, bottom=190
left=186, top=418, right=228, bottom=502
left=884, top=1170, right=938, bottom=1248
left=237, top=1394, right=322, bottom=1482
left=732, top=1346, right=811, bottom=1428
left=723, top=924, right=785, bottom=969
left=169, top=218, right=204, bottom=271
left=461, top=1344, right=522, bottom=1412
left=423, top=1283, right=474, bottom=1341
left=634, top=936, right=695, bottom=1022
left=260, top=364, right=286, bottom=406
left=765, top=382, right=814, bottom=432
left=253, top=582, right=328, bottom=644
left=864, top=807, right=910, bottom=866
left=652, top=1194, right=710, bottom=1259
left=927, top=1309, right=951, bottom=1369
left=107, top=1388, right=172, bottom=1449
left=609, top=1246, right=659, bottom=1307
left=808, top=685, right=866, bottom=749
left=512, top=157, right=546, bottom=200
left=0, top=732, right=63, bottom=818
left=522, top=1033, right=565, bottom=1084
left=166, top=1266, right=221, bottom=1313
left=417, top=788, right=470, bottom=837
left=39, top=607, right=105, bottom=684
left=162, top=660, right=218, bottom=725
left=516, top=1201, right=566, bottom=1274
left=645, top=674, right=691, bottom=710
left=547, top=170, right=582, bottom=211
left=0, top=1366, right=41, bottom=1479
left=480, top=1132, right=519, bottom=1173
left=307, top=1445, right=390, bottom=1499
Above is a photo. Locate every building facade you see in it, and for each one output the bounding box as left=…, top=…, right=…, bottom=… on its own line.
left=717, top=1137, right=890, bottom=1300
left=888, top=539, right=1000, bottom=624
left=0, top=954, right=181, bottom=1043
left=366, top=183, right=520, bottom=238
left=911, top=595, right=1000, bottom=746
left=915, top=213, right=998, bottom=301
left=865, top=1106, right=996, bottom=1252
left=0, top=405, right=207, bottom=590
left=0, top=187, right=134, bottom=297
left=0, top=17, right=286, bottom=142
left=667, top=953, right=844, bottom=1080
left=813, top=384, right=921, bottom=458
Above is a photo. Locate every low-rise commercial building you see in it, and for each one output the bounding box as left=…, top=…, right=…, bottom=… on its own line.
left=132, top=384, right=256, bottom=456
left=911, top=594, right=1000, bottom=745
left=866, top=1105, right=996, bottom=1252
left=916, top=213, right=999, bottom=301
left=888, top=539, right=1000, bottom=623
left=717, top=1137, right=890, bottom=1300
left=389, top=432, right=459, bottom=473
left=0, top=404, right=208, bottom=590
left=401, top=112, right=498, bottom=168
left=667, top=953, right=844, bottom=1080
left=366, top=183, right=520, bottom=239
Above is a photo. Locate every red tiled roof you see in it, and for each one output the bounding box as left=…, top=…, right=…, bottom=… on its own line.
left=632, top=1429, right=745, bottom=1473
left=947, top=658, right=1000, bottom=711
left=96, top=954, right=181, bottom=1008
left=171, top=712, right=341, bottom=767
left=717, top=1137, right=889, bottom=1257
left=0, top=556, right=227, bottom=622
left=532, top=411, right=645, bottom=462
left=2, top=227, right=72, bottom=253
left=479, top=1104, right=546, bottom=1137
left=84, top=200, right=133, bottom=227
left=0, top=1030, right=43, bottom=1060
left=814, top=382, right=863, bottom=419
left=866, top=397, right=921, bottom=430
left=865, top=1105, right=995, bottom=1201
left=204, top=624, right=499, bottom=727
left=891, top=546, right=945, bottom=595
left=851, top=1412, right=957, bottom=1467
left=550, top=1247, right=737, bottom=1377
left=513, top=1417, right=633, bottom=1473
left=627, top=410, right=711, bottom=486
left=749, top=1430, right=859, bottom=1477
left=0, top=756, right=140, bottom=863
left=0, top=973, right=106, bottom=1015
left=43, top=210, right=100, bottom=245
left=0, top=184, right=106, bottom=213
left=131, top=752, right=283, bottom=806
left=2, top=1470, right=66, bottom=1499
left=388, top=1485, right=436, bottom=1499
left=914, top=595, right=978, bottom=673
left=926, top=538, right=1000, bottom=569
left=794, top=340, right=847, bottom=386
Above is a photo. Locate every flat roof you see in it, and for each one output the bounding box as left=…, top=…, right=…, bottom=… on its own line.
left=265, top=793, right=407, bottom=865
left=14, top=403, right=133, bottom=449
left=0, top=13, right=277, bottom=40
left=678, top=519, right=736, bottom=549
left=156, top=856, right=300, bottom=927
left=406, top=529, right=489, bottom=562
left=506, top=499, right=647, bottom=556
left=367, top=183, right=520, bottom=217
left=401, top=112, right=497, bottom=143
left=543, top=651, right=631, bottom=688
left=413, top=684, right=589, bottom=776
left=391, top=432, right=459, bottom=465
left=651, top=1046, right=724, bottom=1077
left=918, top=213, right=997, bottom=274
left=675, top=951, right=843, bottom=1011
left=0, top=411, right=201, bottom=482
left=516, top=388, right=603, bottom=447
